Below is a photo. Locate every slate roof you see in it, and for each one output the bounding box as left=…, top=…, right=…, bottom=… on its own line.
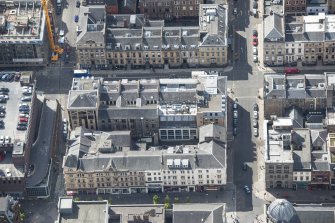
left=173, top=203, right=226, bottom=223
left=291, top=129, right=311, bottom=170
left=68, top=91, right=98, bottom=109
left=311, top=161, right=329, bottom=171
left=77, top=6, right=106, bottom=44
left=199, top=124, right=226, bottom=143
left=287, top=107, right=304, bottom=128
left=295, top=205, right=335, bottom=223
left=98, top=107, right=158, bottom=119
left=310, top=129, right=327, bottom=150
left=264, top=13, right=284, bottom=41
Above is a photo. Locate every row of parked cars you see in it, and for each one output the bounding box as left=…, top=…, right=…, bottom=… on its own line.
left=17, top=86, right=32, bottom=131
left=0, top=73, right=20, bottom=82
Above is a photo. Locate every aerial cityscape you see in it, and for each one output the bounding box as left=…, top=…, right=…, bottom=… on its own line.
left=0, top=0, right=335, bottom=222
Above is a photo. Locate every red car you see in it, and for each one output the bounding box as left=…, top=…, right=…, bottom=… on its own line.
left=285, top=67, right=300, bottom=74
left=19, top=117, right=28, bottom=123
left=0, top=151, right=5, bottom=161
left=252, top=39, right=258, bottom=46
left=252, top=35, right=257, bottom=39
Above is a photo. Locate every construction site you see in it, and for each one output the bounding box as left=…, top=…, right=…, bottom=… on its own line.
left=0, top=0, right=61, bottom=67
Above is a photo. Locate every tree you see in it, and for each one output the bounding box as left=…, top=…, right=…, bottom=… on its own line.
left=74, top=197, right=80, bottom=201
left=164, top=195, right=170, bottom=209
left=153, top=194, right=159, bottom=204
left=19, top=212, right=25, bottom=222
left=186, top=196, right=191, bottom=203
left=108, top=199, right=112, bottom=205
left=174, top=197, right=179, bottom=203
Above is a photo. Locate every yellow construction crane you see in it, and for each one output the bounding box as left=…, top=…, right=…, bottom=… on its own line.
left=41, top=0, right=63, bottom=61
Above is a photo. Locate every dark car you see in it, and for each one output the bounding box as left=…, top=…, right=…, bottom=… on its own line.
left=6, top=73, right=14, bottom=81
left=76, top=0, right=80, bottom=7
left=253, top=103, right=259, bottom=111
left=14, top=74, right=20, bottom=81
left=0, top=88, right=9, bottom=92
left=252, top=30, right=258, bottom=36
left=0, top=106, right=5, bottom=112
left=0, top=98, right=6, bottom=104
left=74, top=15, right=79, bottom=22
left=17, top=122, right=28, bottom=126
left=253, top=1, right=258, bottom=9
left=17, top=125, right=27, bottom=131
left=20, top=110, right=30, bottom=115
left=19, top=107, right=29, bottom=112
left=242, top=163, right=247, bottom=171
left=233, top=118, right=238, bottom=127
left=233, top=127, right=237, bottom=136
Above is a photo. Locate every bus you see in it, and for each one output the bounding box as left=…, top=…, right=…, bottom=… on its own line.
left=73, top=69, right=91, bottom=78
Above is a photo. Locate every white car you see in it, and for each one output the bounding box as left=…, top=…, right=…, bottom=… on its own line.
left=22, top=86, right=32, bottom=90
left=19, top=114, right=29, bottom=118
left=253, top=111, right=258, bottom=119
left=253, top=47, right=258, bottom=55
left=4, top=136, right=10, bottom=144
left=0, top=95, right=8, bottom=100
left=253, top=55, right=258, bottom=63
left=0, top=136, right=4, bottom=144
left=233, top=110, right=238, bottom=118
left=5, top=168, right=11, bottom=177
left=253, top=127, right=259, bottom=137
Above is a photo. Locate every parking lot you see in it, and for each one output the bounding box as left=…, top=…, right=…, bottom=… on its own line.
left=0, top=73, right=31, bottom=144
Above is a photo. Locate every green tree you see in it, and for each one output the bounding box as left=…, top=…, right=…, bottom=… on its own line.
left=164, top=195, right=171, bottom=209
left=153, top=194, right=159, bottom=204
left=174, top=197, right=179, bottom=203
left=186, top=196, right=191, bottom=203
left=108, top=199, right=112, bottom=205
left=74, top=197, right=80, bottom=202
left=19, top=212, right=25, bottom=221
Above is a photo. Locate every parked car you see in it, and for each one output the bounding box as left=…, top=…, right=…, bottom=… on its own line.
left=233, top=8, right=238, bottom=15
left=20, top=110, right=30, bottom=115
left=17, top=125, right=27, bottom=131
left=0, top=113, right=5, bottom=118
left=19, top=114, right=29, bottom=118
left=0, top=98, right=6, bottom=103
left=19, top=117, right=28, bottom=123
left=14, top=73, right=21, bottom=81
left=21, top=96, right=32, bottom=102
left=244, top=185, right=251, bottom=194
left=233, top=127, right=237, bottom=136
left=252, top=39, right=258, bottom=46
left=253, top=29, right=258, bottom=37
left=17, top=122, right=28, bottom=127
left=0, top=106, right=5, bottom=112
left=285, top=67, right=300, bottom=74
left=253, top=8, right=257, bottom=16
left=233, top=110, right=238, bottom=118
left=6, top=73, right=14, bottom=81
left=233, top=118, right=238, bottom=127
left=242, top=163, right=248, bottom=171
left=76, top=0, right=80, bottom=7
left=253, top=119, right=258, bottom=128
left=253, top=1, right=258, bottom=9
left=253, top=103, right=259, bottom=111
left=233, top=102, right=238, bottom=109
left=22, top=91, right=32, bottom=96
left=252, top=47, right=258, bottom=55
left=4, top=136, right=10, bottom=144
left=253, top=127, right=259, bottom=137
left=1, top=74, right=8, bottom=81
left=253, top=55, right=258, bottom=62
left=74, top=15, right=79, bottom=22
left=253, top=110, right=258, bottom=119
left=0, top=88, right=9, bottom=92
left=0, top=151, right=5, bottom=161
left=19, top=107, right=29, bottom=112
left=0, top=95, right=8, bottom=100
left=0, top=136, right=3, bottom=144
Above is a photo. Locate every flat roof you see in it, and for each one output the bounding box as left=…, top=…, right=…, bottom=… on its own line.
left=109, top=204, right=165, bottom=223
left=59, top=201, right=108, bottom=223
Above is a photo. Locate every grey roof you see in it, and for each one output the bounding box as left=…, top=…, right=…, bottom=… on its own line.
left=287, top=107, right=304, bottom=128
left=292, top=129, right=311, bottom=170
left=294, top=205, right=335, bottom=223
left=77, top=6, right=106, bottom=44
left=310, top=129, right=327, bottom=150
left=68, top=91, right=98, bottom=109
left=199, top=124, right=226, bottom=143
left=267, top=199, right=298, bottom=223
left=59, top=200, right=109, bottom=223
left=311, top=161, right=330, bottom=171
left=264, top=75, right=286, bottom=99
left=27, top=100, right=57, bottom=186
left=173, top=203, right=226, bottom=223
left=0, top=196, right=9, bottom=213
left=98, top=107, right=158, bottom=119
left=264, top=13, right=284, bottom=40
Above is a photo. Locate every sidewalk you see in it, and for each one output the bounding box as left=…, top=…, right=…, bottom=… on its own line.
left=258, top=62, right=335, bottom=73
left=90, top=65, right=234, bottom=76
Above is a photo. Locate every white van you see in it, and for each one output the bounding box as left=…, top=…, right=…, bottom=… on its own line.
left=253, top=47, right=258, bottom=55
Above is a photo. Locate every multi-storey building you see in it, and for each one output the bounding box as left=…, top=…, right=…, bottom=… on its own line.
left=76, top=4, right=228, bottom=70
left=264, top=74, right=328, bottom=118
left=0, top=0, right=49, bottom=67
left=263, top=13, right=285, bottom=67
left=67, top=72, right=227, bottom=140
left=285, top=0, right=307, bottom=15
left=63, top=124, right=227, bottom=194
left=139, top=0, right=204, bottom=20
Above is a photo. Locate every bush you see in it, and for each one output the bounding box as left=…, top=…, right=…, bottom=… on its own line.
left=153, top=195, right=159, bottom=204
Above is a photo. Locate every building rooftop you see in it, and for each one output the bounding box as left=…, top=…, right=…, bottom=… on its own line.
left=264, top=74, right=326, bottom=99
left=173, top=203, right=226, bottom=223
left=109, top=204, right=165, bottom=223
left=292, top=129, right=312, bottom=170
left=0, top=0, right=45, bottom=44
left=264, top=0, right=284, bottom=16
left=58, top=198, right=108, bottom=223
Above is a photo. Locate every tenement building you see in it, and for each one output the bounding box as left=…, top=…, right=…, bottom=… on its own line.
left=63, top=124, right=227, bottom=194
left=67, top=71, right=227, bottom=140
left=0, top=0, right=49, bottom=67
left=76, top=3, right=228, bottom=69
left=138, top=0, right=205, bottom=20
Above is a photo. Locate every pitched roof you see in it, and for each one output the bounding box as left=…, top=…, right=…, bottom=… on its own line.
left=173, top=203, right=226, bottom=223
left=68, top=91, right=98, bottom=109
left=287, top=107, right=304, bottom=128
left=264, top=13, right=284, bottom=40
